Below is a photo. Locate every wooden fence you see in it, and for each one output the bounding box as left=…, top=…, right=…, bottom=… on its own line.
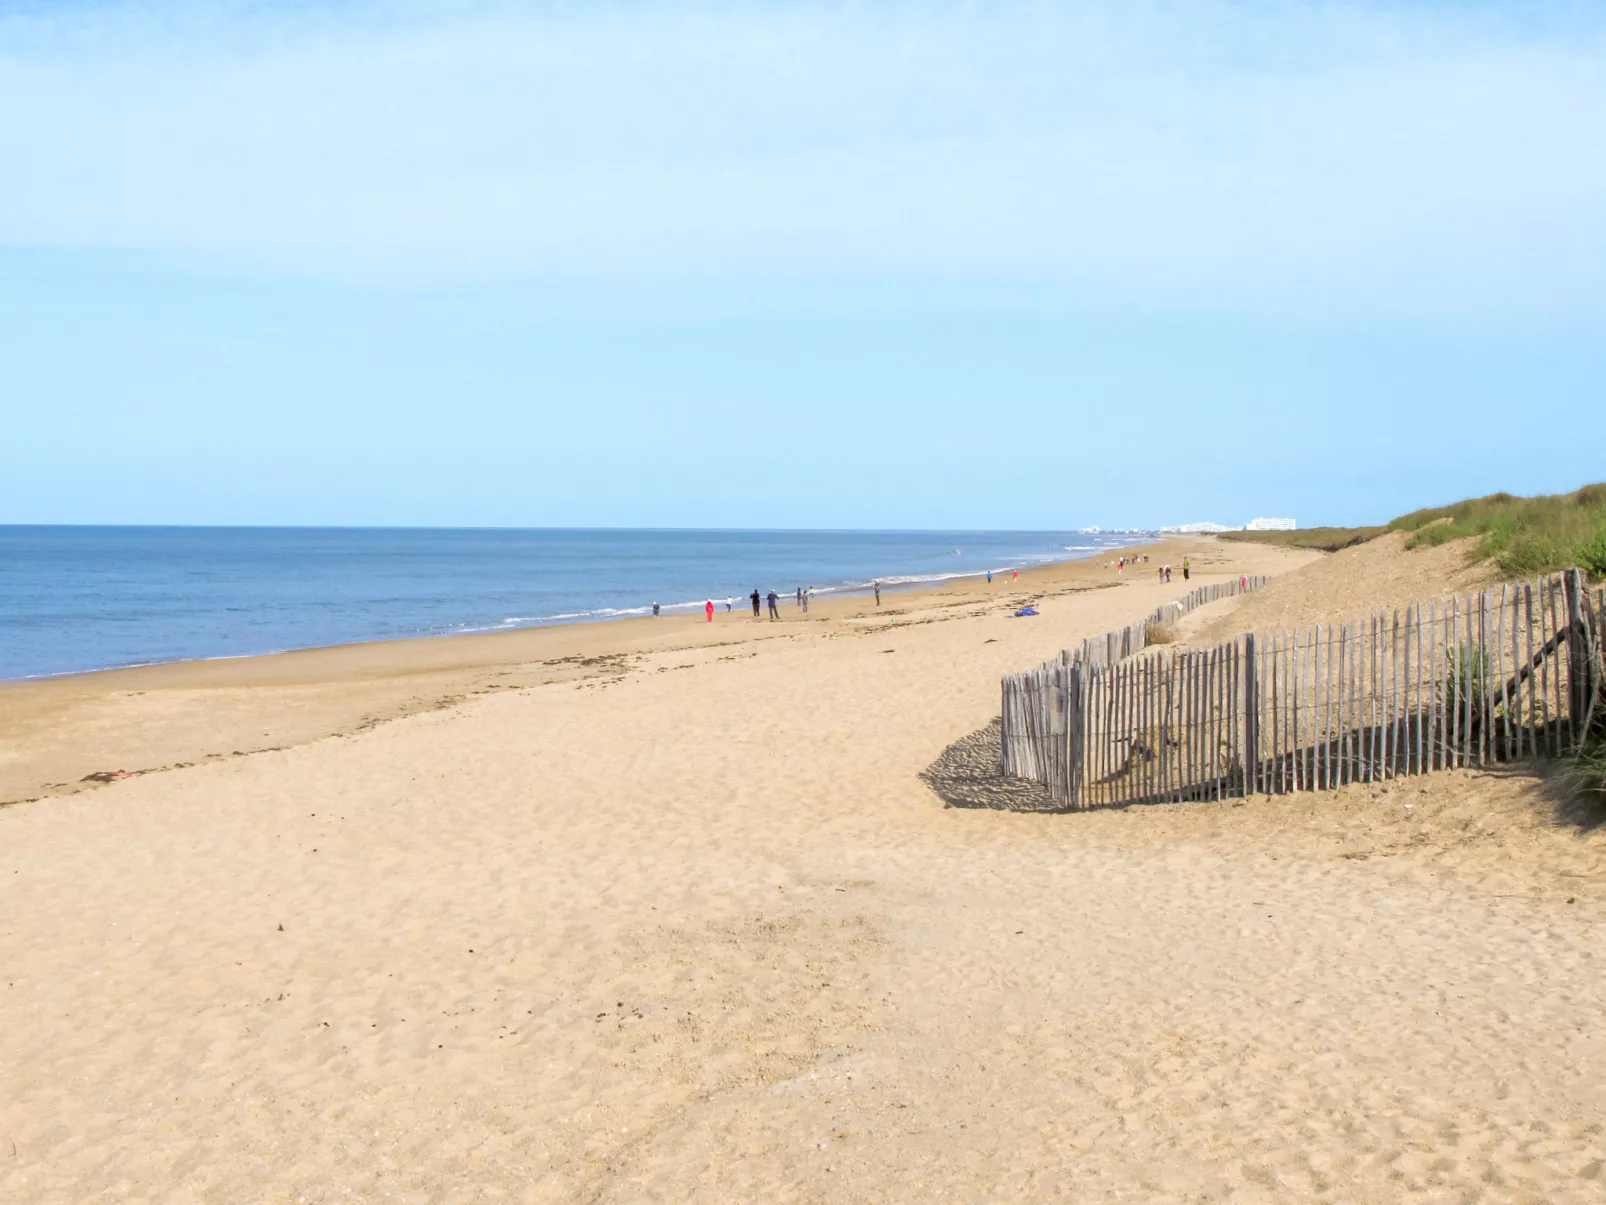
left=1065, top=576, right=1271, bottom=670
left=1000, top=570, right=1605, bottom=809
left=999, top=575, right=1269, bottom=798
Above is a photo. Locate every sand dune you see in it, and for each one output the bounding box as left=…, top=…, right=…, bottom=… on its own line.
left=1185, top=531, right=1498, bottom=645
left=3, top=537, right=1604, bottom=1203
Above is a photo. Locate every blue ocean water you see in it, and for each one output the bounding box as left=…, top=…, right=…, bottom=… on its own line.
left=0, top=526, right=1139, bottom=681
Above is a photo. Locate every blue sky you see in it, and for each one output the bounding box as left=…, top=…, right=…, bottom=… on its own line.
left=2, top=0, right=1603, bottom=529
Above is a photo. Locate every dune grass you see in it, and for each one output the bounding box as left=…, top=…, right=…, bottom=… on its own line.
left=1388, top=484, right=1606, bottom=577
left=1221, top=484, right=1606, bottom=577
left=1571, top=735, right=1606, bottom=799
left=1145, top=619, right=1178, bottom=645
left=1209, top=483, right=1606, bottom=591
left=1218, top=526, right=1385, bottom=553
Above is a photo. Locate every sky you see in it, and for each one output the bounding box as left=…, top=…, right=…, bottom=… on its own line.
left=2, top=0, right=1603, bottom=530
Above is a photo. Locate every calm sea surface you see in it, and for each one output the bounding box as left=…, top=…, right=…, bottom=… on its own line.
left=0, top=526, right=1140, bottom=681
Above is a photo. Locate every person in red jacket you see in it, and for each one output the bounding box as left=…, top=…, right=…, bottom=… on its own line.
left=705, top=600, right=714, bottom=623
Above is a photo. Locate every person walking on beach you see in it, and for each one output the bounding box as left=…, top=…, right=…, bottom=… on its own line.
left=1011, top=569, right=1018, bottom=583
left=652, top=601, right=660, bottom=617
left=750, top=588, right=761, bottom=617
left=767, top=589, right=779, bottom=619
left=873, top=580, right=882, bottom=606
left=986, top=570, right=993, bottom=584
left=796, top=587, right=804, bottom=609
left=726, top=596, right=733, bottom=613
left=705, top=600, right=714, bottom=623
left=802, top=587, right=810, bottom=614
left=1183, top=558, right=1190, bottom=581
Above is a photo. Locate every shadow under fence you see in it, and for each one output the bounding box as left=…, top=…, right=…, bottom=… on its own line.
left=921, top=719, right=1067, bottom=812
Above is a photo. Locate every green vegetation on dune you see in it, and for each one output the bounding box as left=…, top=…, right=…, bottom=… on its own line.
left=1567, top=731, right=1606, bottom=806
left=1387, top=484, right=1606, bottom=578
left=1216, top=483, right=1606, bottom=578
left=1218, top=526, right=1384, bottom=552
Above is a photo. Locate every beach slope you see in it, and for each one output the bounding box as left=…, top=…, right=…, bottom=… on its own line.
left=3, top=536, right=1603, bottom=1203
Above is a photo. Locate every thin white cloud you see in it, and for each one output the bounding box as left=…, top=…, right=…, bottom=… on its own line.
left=2, top=1, right=1604, bottom=312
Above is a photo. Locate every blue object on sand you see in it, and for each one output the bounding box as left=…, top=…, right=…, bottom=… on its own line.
left=1013, top=606, right=1039, bottom=617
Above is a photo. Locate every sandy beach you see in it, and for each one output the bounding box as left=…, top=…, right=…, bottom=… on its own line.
left=4, top=535, right=1604, bottom=1203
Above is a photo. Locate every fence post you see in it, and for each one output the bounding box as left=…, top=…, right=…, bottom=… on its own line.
left=1566, top=568, right=1601, bottom=746
left=1243, top=632, right=1259, bottom=795
left=1065, top=664, right=1084, bottom=808
left=1564, top=569, right=1586, bottom=749
left=999, top=679, right=1008, bottom=773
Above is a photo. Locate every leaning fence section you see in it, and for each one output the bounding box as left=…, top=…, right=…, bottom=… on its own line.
left=1001, top=570, right=1605, bottom=809
left=999, top=575, right=1269, bottom=788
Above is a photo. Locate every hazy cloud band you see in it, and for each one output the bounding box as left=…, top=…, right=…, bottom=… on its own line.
left=3, top=1, right=1604, bottom=313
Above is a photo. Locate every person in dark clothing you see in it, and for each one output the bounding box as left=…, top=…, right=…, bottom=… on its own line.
left=873, top=580, right=882, bottom=606
left=767, top=589, right=780, bottom=619
left=750, top=588, right=761, bottom=616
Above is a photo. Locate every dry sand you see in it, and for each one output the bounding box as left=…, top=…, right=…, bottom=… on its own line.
left=1184, top=531, right=1499, bottom=646
left=3, top=536, right=1604, bottom=1204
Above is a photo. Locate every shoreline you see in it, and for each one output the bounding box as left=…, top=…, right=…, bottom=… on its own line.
left=0, top=536, right=1159, bottom=687
left=0, top=535, right=1200, bottom=806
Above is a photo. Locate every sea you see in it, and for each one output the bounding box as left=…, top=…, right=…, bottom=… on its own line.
left=0, top=526, right=1142, bottom=681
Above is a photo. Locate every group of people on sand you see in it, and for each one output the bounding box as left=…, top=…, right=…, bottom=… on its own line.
left=654, top=553, right=1188, bottom=622
left=657, top=585, right=823, bottom=623
left=652, top=549, right=1200, bottom=623
left=1096, top=553, right=1190, bottom=583
left=654, top=564, right=1047, bottom=623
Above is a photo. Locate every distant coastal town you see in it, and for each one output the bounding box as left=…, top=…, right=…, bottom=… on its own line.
left=1079, top=517, right=1297, bottom=535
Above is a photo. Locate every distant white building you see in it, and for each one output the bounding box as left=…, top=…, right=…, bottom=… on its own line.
left=1246, top=517, right=1297, bottom=531
left=1161, top=521, right=1239, bottom=534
